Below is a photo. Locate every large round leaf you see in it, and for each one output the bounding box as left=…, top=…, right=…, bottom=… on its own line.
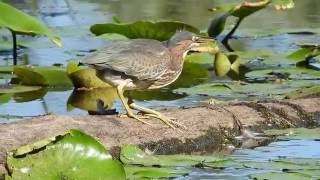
left=14, top=66, right=73, bottom=87
left=6, top=129, right=126, bottom=180
left=0, top=2, right=62, bottom=47
left=90, top=21, right=200, bottom=41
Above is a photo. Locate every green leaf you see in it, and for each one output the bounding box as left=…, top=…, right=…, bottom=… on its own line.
left=97, top=33, right=129, bottom=41
left=245, top=67, right=320, bottom=81
left=174, top=80, right=318, bottom=100
left=214, top=52, right=231, bottom=77
left=287, top=45, right=320, bottom=61
left=6, top=129, right=126, bottom=180
left=250, top=172, right=311, bottom=180
left=66, top=60, right=81, bottom=74
left=207, top=13, right=229, bottom=37
left=125, top=165, right=188, bottom=179
left=120, top=145, right=228, bottom=167
left=0, top=66, right=14, bottom=73
left=264, top=128, right=320, bottom=140
left=0, top=2, right=62, bottom=47
left=0, top=84, right=41, bottom=94
left=67, top=88, right=117, bottom=112
left=230, top=0, right=270, bottom=19
left=68, top=68, right=111, bottom=88
left=285, top=85, right=320, bottom=99
left=0, top=93, right=12, bottom=104
left=14, top=66, right=73, bottom=87
left=90, top=21, right=200, bottom=41
left=13, top=88, right=47, bottom=102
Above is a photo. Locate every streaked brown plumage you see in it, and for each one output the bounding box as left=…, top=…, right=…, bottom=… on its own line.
left=82, top=31, right=212, bottom=128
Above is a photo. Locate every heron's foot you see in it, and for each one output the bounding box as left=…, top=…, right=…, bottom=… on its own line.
left=129, top=103, right=185, bottom=129
left=143, top=113, right=186, bottom=129
left=118, top=113, right=152, bottom=126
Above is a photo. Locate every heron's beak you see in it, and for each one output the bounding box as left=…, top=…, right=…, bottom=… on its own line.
left=191, top=36, right=219, bottom=54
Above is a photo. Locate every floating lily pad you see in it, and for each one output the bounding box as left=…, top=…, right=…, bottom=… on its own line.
left=67, top=88, right=117, bottom=112
left=174, top=80, right=319, bottom=100
left=0, top=66, right=13, bottom=73
left=90, top=21, right=200, bottom=41
left=125, top=165, right=188, bottom=179
left=287, top=44, right=320, bottom=62
left=250, top=172, right=311, bottom=180
left=14, top=66, right=73, bottom=87
left=97, top=33, right=129, bottom=41
left=0, top=93, right=11, bottom=104
left=0, top=2, right=62, bottom=47
left=285, top=85, right=320, bottom=99
left=264, top=128, right=320, bottom=140
left=6, top=129, right=125, bottom=180
left=0, top=84, right=41, bottom=94
left=245, top=67, right=320, bottom=81
left=120, top=145, right=228, bottom=167
left=13, top=88, right=47, bottom=102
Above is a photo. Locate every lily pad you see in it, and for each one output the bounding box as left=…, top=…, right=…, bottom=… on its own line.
left=287, top=44, right=320, bottom=62
left=0, top=2, right=62, bottom=47
left=120, top=145, right=228, bottom=167
left=0, top=84, right=41, bottom=94
left=0, top=66, right=14, bottom=73
left=174, top=80, right=319, bottom=100
left=0, top=93, right=11, bottom=104
left=6, top=129, right=126, bottom=180
left=14, top=66, right=73, bottom=87
left=285, top=85, right=320, bottom=99
left=13, top=88, right=47, bottom=102
left=264, top=128, right=320, bottom=140
left=67, top=88, right=117, bottom=112
left=90, top=21, right=200, bottom=41
left=125, top=165, right=188, bottom=179
left=245, top=67, right=320, bottom=81
left=250, top=172, right=311, bottom=180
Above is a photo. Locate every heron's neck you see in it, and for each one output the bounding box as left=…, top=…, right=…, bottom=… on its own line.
left=169, top=46, right=190, bottom=70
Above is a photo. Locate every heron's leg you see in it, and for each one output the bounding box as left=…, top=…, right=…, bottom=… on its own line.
left=129, top=102, right=186, bottom=129
left=116, top=83, right=152, bottom=125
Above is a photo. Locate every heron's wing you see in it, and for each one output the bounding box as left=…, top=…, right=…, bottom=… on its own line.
left=81, top=39, right=171, bottom=81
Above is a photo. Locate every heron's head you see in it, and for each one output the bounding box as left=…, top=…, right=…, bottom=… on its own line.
left=166, top=31, right=214, bottom=57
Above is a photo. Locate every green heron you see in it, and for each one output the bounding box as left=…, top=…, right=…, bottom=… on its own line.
left=82, top=31, right=213, bottom=128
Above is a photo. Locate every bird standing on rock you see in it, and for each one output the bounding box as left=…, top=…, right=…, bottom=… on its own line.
left=82, top=31, right=214, bottom=128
